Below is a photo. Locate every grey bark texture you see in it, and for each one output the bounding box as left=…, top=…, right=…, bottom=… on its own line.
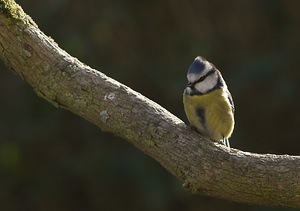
left=1, top=0, right=300, bottom=208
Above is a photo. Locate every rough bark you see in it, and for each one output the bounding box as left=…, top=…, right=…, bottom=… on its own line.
left=1, top=0, right=300, bottom=208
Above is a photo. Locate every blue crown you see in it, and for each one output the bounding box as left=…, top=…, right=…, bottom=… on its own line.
left=187, top=56, right=206, bottom=75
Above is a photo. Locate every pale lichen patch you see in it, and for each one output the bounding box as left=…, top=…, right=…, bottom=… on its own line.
left=22, top=48, right=31, bottom=58
left=104, top=92, right=116, bottom=101
left=144, top=139, right=156, bottom=147
left=0, top=0, right=35, bottom=25
left=100, top=110, right=109, bottom=123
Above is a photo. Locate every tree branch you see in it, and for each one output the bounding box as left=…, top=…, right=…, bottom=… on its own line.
left=1, top=0, right=300, bottom=208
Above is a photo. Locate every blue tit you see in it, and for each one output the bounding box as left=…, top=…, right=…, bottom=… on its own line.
left=183, top=56, right=234, bottom=148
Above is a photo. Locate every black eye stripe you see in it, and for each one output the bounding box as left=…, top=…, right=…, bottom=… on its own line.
left=186, top=68, right=226, bottom=96
left=193, top=69, right=215, bottom=85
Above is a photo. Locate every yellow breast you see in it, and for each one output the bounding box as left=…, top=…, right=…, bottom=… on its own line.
left=183, top=89, right=234, bottom=141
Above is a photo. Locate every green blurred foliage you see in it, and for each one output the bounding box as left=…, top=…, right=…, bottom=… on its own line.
left=0, top=0, right=300, bottom=210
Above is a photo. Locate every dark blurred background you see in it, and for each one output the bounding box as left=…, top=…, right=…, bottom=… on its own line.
left=0, top=0, right=300, bottom=210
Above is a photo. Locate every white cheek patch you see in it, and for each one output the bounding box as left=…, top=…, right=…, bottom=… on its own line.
left=185, top=86, right=192, bottom=95
left=194, top=72, right=218, bottom=93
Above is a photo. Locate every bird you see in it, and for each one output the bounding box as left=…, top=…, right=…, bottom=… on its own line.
left=183, top=56, right=235, bottom=148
